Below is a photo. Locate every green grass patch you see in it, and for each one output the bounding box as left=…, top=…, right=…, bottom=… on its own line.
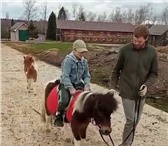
left=4, top=41, right=73, bottom=55
left=29, top=42, right=72, bottom=53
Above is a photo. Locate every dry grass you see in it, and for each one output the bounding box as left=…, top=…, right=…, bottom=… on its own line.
left=157, top=46, right=168, bottom=54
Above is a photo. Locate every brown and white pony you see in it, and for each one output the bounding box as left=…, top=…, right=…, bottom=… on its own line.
left=23, top=54, right=37, bottom=95
left=42, top=80, right=118, bottom=146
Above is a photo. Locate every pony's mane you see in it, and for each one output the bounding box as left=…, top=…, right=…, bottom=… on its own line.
left=74, top=90, right=118, bottom=115
left=96, top=92, right=118, bottom=113
left=74, top=91, right=92, bottom=113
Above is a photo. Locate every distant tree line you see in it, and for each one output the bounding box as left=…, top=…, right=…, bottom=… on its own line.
left=2, top=0, right=168, bottom=39
left=20, top=0, right=168, bottom=25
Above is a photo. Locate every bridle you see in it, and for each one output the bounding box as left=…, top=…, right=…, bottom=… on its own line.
left=91, top=119, right=115, bottom=146
left=92, top=101, right=115, bottom=146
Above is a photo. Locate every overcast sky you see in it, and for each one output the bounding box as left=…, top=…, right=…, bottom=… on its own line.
left=1, top=0, right=168, bottom=20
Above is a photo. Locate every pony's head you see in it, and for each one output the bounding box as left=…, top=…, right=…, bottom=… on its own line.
left=75, top=89, right=118, bottom=136
left=92, top=90, right=118, bottom=135
left=23, top=54, right=34, bottom=72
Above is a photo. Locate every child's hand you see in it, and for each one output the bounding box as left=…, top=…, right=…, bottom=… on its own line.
left=69, top=88, right=77, bottom=96
left=84, top=86, right=91, bottom=91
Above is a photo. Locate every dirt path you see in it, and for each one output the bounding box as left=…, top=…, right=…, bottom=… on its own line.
left=1, top=44, right=168, bottom=146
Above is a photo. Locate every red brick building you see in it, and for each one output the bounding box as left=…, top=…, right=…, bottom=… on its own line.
left=57, top=20, right=134, bottom=44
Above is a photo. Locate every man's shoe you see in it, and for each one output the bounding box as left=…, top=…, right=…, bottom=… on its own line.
left=54, top=113, right=64, bottom=127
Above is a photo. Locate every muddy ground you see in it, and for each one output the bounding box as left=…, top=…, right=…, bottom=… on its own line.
left=1, top=44, right=168, bottom=146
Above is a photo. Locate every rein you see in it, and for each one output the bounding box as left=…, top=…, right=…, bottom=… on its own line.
left=91, top=119, right=115, bottom=146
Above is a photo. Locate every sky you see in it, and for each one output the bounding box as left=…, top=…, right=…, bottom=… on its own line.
left=1, top=0, right=168, bottom=20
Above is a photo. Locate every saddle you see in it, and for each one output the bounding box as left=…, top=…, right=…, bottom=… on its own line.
left=47, top=80, right=82, bottom=122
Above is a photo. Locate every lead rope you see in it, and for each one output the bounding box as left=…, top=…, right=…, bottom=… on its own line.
left=119, top=96, right=142, bottom=146
left=91, top=119, right=115, bottom=146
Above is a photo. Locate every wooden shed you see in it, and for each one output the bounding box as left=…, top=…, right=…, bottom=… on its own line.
left=149, top=25, right=168, bottom=46
left=10, top=22, right=29, bottom=41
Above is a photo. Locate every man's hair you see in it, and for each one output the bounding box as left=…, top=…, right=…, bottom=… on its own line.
left=133, top=25, right=149, bottom=39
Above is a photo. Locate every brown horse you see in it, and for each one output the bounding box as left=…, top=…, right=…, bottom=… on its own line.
left=42, top=80, right=118, bottom=146
left=23, top=54, right=37, bottom=95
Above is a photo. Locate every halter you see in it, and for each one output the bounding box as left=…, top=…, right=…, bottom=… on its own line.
left=91, top=119, right=115, bottom=146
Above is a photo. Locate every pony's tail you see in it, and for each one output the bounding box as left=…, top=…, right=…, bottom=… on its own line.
left=42, top=81, right=57, bottom=123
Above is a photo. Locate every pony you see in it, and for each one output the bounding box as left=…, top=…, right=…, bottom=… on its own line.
left=42, top=80, right=118, bottom=146
left=23, top=54, right=37, bottom=95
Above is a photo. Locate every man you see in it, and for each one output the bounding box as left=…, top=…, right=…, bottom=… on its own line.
left=54, top=39, right=91, bottom=127
left=110, top=25, right=158, bottom=146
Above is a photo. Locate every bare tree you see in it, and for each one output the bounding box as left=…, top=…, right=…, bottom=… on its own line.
left=109, top=10, right=114, bottom=22
left=134, top=3, right=153, bottom=24
left=65, top=8, right=70, bottom=20
left=113, top=7, right=122, bottom=23
left=146, top=4, right=153, bottom=22
left=134, top=9, right=140, bottom=24
left=110, top=8, right=134, bottom=23
left=121, top=11, right=127, bottom=23
left=162, top=7, right=168, bottom=24
left=97, top=12, right=107, bottom=22
left=23, top=0, right=38, bottom=24
left=71, top=3, right=78, bottom=20
left=86, top=11, right=97, bottom=21
left=40, top=1, right=48, bottom=21
left=151, top=14, right=158, bottom=24
left=127, top=9, right=134, bottom=24
left=39, top=1, right=48, bottom=34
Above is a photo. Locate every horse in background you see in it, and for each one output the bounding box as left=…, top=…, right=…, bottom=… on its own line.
left=42, top=80, right=118, bottom=146
left=23, top=54, right=37, bottom=95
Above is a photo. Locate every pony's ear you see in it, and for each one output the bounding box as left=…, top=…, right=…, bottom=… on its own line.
left=107, top=89, right=121, bottom=99
left=108, top=89, right=115, bottom=95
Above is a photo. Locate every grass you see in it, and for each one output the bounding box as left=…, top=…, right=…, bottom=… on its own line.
left=4, top=41, right=73, bottom=54
left=91, top=67, right=111, bottom=87
left=29, top=42, right=73, bottom=53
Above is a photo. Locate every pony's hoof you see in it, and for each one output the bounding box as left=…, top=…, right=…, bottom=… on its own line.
left=46, top=129, right=51, bottom=133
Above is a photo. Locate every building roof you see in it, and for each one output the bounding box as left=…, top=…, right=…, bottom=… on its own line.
left=11, top=22, right=28, bottom=31
left=149, top=25, right=168, bottom=36
left=57, top=20, right=134, bottom=33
